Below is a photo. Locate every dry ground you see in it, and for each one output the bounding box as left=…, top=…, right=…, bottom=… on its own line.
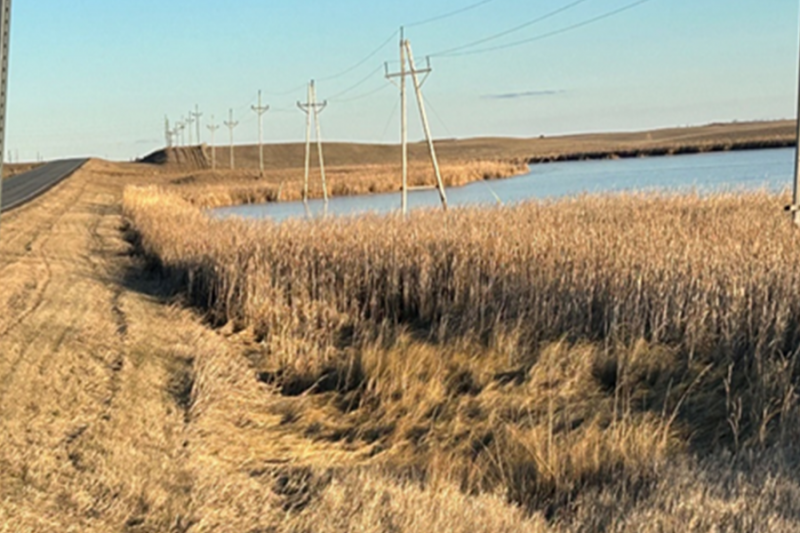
left=3, top=123, right=800, bottom=531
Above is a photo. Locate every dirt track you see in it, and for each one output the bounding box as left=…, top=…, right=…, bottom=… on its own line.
left=0, top=161, right=363, bottom=532
left=0, top=161, right=198, bottom=530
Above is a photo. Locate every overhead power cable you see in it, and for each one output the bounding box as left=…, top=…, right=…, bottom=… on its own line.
left=318, top=30, right=399, bottom=82
left=430, top=0, right=592, bottom=57
left=326, top=64, right=386, bottom=101
left=331, top=83, right=392, bottom=104
left=436, top=0, right=658, bottom=58
left=262, top=83, right=308, bottom=97
left=405, top=0, right=497, bottom=28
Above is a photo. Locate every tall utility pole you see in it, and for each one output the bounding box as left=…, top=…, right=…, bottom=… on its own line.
left=207, top=116, right=220, bottom=170
left=165, top=116, right=173, bottom=147
left=385, top=28, right=409, bottom=214
left=0, top=0, right=12, bottom=233
left=176, top=120, right=186, bottom=147
left=792, top=18, right=800, bottom=225
left=297, top=80, right=329, bottom=204
left=224, top=108, right=239, bottom=170
left=191, top=104, right=202, bottom=146
left=252, top=90, right=270, bottom=176
left=400, top=28, right=408, bottom=215
left=405, top=42, right=447, bottom=210
left=185, top=112, right=195, bottom=146
left=385, top=36, right=448, bottom=213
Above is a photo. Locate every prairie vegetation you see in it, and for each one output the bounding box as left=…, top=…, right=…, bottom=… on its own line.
left=123, top=184, right=800, bottom=529
left=169, top=159, right=527, bottom=208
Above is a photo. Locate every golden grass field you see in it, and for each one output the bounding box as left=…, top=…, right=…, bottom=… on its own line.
left=2, top=121, right=800, bottom=531
left=121, top=182, right=800, bottom=531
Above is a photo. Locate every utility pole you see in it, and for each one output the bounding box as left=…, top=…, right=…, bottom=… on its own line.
left=297, top=80, right=329, bottom=204
left=791, top=12, right=800, bottom=225
left=191, top=104, right=202, bottom=146
left=207, top=116, right=220, bottom=170
left=165, top=116, right=173, bottom=147
left=252, top=90, right=270, bottom=176
left=224, top=108, right=239, bottom=169
left=185, top=112, right=195, bottom=146
left=176, top=120, right=186, bottom=147
left=405, top=42, right=447, bottom=210
left=385, top=28, right=409, bottom=214
left=386, top=36, right=447, bottom=213
left=0, top=0, right=11, bottom=232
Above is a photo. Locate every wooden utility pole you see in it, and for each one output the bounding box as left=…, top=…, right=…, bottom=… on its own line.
left=176, top=120, right=185, bottom=147
left=0, top=0, right=10, bottom=232
left=252, top=90, right=270, bottom=176
left=207, top=116, right=220, bottom=170
left=400, top=28, right=408, bottom=215
left=185, top=112, right=195, bottom=146
left=297, top=80, right=329, bottom=204
left=792, top=21, right=800, bottom=225
left=191, top=104, right=203, bottom=147
left=385, top=36, right=448, bottom=213
left=164, top=116, right=172, bottom=148
left=224, top=108, right=239, bottom=169
left=406, top=42, right=447, bottom=210
left=386, top=28, right=409, bottom=215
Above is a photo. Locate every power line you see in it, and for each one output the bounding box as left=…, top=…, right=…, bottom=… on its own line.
left=332, top=83, right=392, bottom=104
left=437, top=0, right=658, bottom=58
left=327, top=64, right=386, bottom=101
left=318, top=30, right=399, bottom=82
left=379, top=99, right=400, bottom=142
left=430, top=0, right=592, bottom=57
left=423, top=94, right=455, bottom=139
left=262, top=83, right=309, bottom=97
left=405, top=0, right=496, bottom=28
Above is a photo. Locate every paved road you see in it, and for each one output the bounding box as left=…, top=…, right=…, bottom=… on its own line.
left=1, top=158, right=88, bottom=212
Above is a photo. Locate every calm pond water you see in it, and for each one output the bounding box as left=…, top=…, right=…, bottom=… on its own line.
left=213, top=148, right=795, bottom=222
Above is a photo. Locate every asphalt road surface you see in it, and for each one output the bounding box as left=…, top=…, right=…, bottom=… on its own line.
left=0, top=158, right=88, bottom=212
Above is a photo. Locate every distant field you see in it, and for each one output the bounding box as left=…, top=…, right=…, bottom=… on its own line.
left=141, top=119, right=796, bottom=171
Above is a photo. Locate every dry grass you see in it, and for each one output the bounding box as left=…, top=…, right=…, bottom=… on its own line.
left=162, top=159, right=528, bottom=208
left=123, top=183, right=800, bottom=527
left=2, top=161, right=45, bottom=179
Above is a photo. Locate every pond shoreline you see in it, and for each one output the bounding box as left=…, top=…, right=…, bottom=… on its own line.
left=526, top=138, right=794, bottom=165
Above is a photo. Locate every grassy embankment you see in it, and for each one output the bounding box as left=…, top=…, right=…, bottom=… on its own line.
left=123, top=182, right=800, bottom=530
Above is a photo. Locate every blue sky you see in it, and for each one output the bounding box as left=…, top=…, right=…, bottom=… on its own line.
left=4, top=0, right=799, bottom=161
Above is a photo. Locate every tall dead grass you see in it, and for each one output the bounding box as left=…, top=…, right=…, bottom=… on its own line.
left=123, top=186, right=800, bottom=521
left=167, top=159, right=528, bottom=208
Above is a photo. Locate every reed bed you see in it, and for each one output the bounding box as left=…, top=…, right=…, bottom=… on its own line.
left=124, top=185, right=800, bottom=521
left=167, top=159, right=528, bottom=208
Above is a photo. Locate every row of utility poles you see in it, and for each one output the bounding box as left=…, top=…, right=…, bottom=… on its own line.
left=161, top=31, right=448, bottom=215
